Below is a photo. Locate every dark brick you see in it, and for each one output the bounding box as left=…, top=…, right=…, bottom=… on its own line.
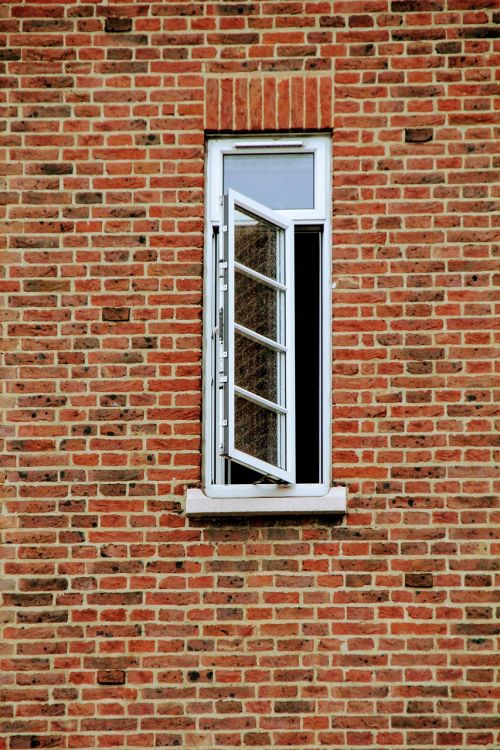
left=24, top=280, right=70, bottom=293
left=392, top=0, right=443, bottom=10
left=76, top=192, right=103, bottom=204
left=102, top=307, right=130, bottom=322
left=405, top=128, right=434, bottom=143
left=217, top=3, right=257, bottom=14
left=105, top=17, right=132, bottom=33
left=97, top=670, right=126, bottom=685
left=405, top=573, right=434, bottom=588
left=10, top=736, right=64, bottom=749
left=20, top=578, right=68, bottom=592
left=319, top=15, right=345, bottom=27
left=4, top=593, right=54, bottom=607
left=435, top=41, right=461, bottom=54
left=459, top=27, right=499, bottom=39
left=39, top=163, right=73, bottom=175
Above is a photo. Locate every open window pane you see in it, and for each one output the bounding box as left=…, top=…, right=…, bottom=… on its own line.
left=224, top=190, right=295, bottom=484
left=234, top=396, right=279, bottom=467
left=235, top=332, right=280, bottom=404
left=235, top=271, right=280, bottom=342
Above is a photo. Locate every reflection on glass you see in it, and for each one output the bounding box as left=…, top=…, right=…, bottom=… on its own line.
left=225, top=153, right=314, bottom=210
left=234, top=209, right=278, bottom=280
left=235, top=332, right=279, bottom=404
left=235, top=271, right=278, bottom=342
left=234, top=396, right=278, bottom=466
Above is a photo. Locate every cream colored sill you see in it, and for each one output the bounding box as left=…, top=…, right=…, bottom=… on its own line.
left=186, top=486, right=347, bottom=516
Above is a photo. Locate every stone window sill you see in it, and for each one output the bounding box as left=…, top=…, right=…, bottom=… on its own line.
left=185, top=486, right=347, bottom=516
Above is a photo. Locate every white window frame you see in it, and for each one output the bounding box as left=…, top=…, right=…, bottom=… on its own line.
left=186, top=134, right=347, bottom=515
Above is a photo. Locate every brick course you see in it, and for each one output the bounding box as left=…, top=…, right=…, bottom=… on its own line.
left=0, top=1, right=498, bottom=749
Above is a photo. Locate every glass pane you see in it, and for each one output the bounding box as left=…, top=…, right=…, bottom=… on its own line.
left=234, top=396, right=278, bottom=467
left=234, top=208, right=278, bottom=280
left=235, top=332, right=279, bottom=404
left=235, top=271, right=279, bottom=342
left=224, top=153, right=314, bottom=210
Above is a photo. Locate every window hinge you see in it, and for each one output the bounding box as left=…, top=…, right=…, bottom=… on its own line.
left=222, top=225, right=227, bottom=233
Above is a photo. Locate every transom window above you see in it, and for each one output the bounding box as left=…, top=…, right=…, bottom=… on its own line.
left=224, top=152, right=315, bottom=209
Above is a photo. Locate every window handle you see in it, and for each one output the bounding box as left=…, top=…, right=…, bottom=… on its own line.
left=218, top=308, right=224, bottom=341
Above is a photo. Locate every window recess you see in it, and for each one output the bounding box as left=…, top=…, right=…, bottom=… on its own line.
left=187, top=134, right=347, bottom=513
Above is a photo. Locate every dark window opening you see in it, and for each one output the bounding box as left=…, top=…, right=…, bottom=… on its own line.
left=294, top=229, right=321, bottom=483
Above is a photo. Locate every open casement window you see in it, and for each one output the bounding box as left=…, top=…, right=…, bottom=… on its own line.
left=222, top=190, right=295, bottom=484
left=186, top=134, right=347, bottom=515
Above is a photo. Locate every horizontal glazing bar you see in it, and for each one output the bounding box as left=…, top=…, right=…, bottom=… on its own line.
left=234, top=385, right=287, bottom=415
left=234, top=323, right=287, bottom=353
left=234, top=261, right=286, bottom=291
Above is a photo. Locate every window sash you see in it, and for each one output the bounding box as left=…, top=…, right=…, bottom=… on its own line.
left=222, top=189, right=295, bottom=484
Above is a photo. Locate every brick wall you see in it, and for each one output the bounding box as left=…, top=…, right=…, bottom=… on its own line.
left=1, top=1, right=498, bottom=748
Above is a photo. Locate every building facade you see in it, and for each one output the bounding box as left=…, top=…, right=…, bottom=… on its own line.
left=1, top=1, right=498, bottom=748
